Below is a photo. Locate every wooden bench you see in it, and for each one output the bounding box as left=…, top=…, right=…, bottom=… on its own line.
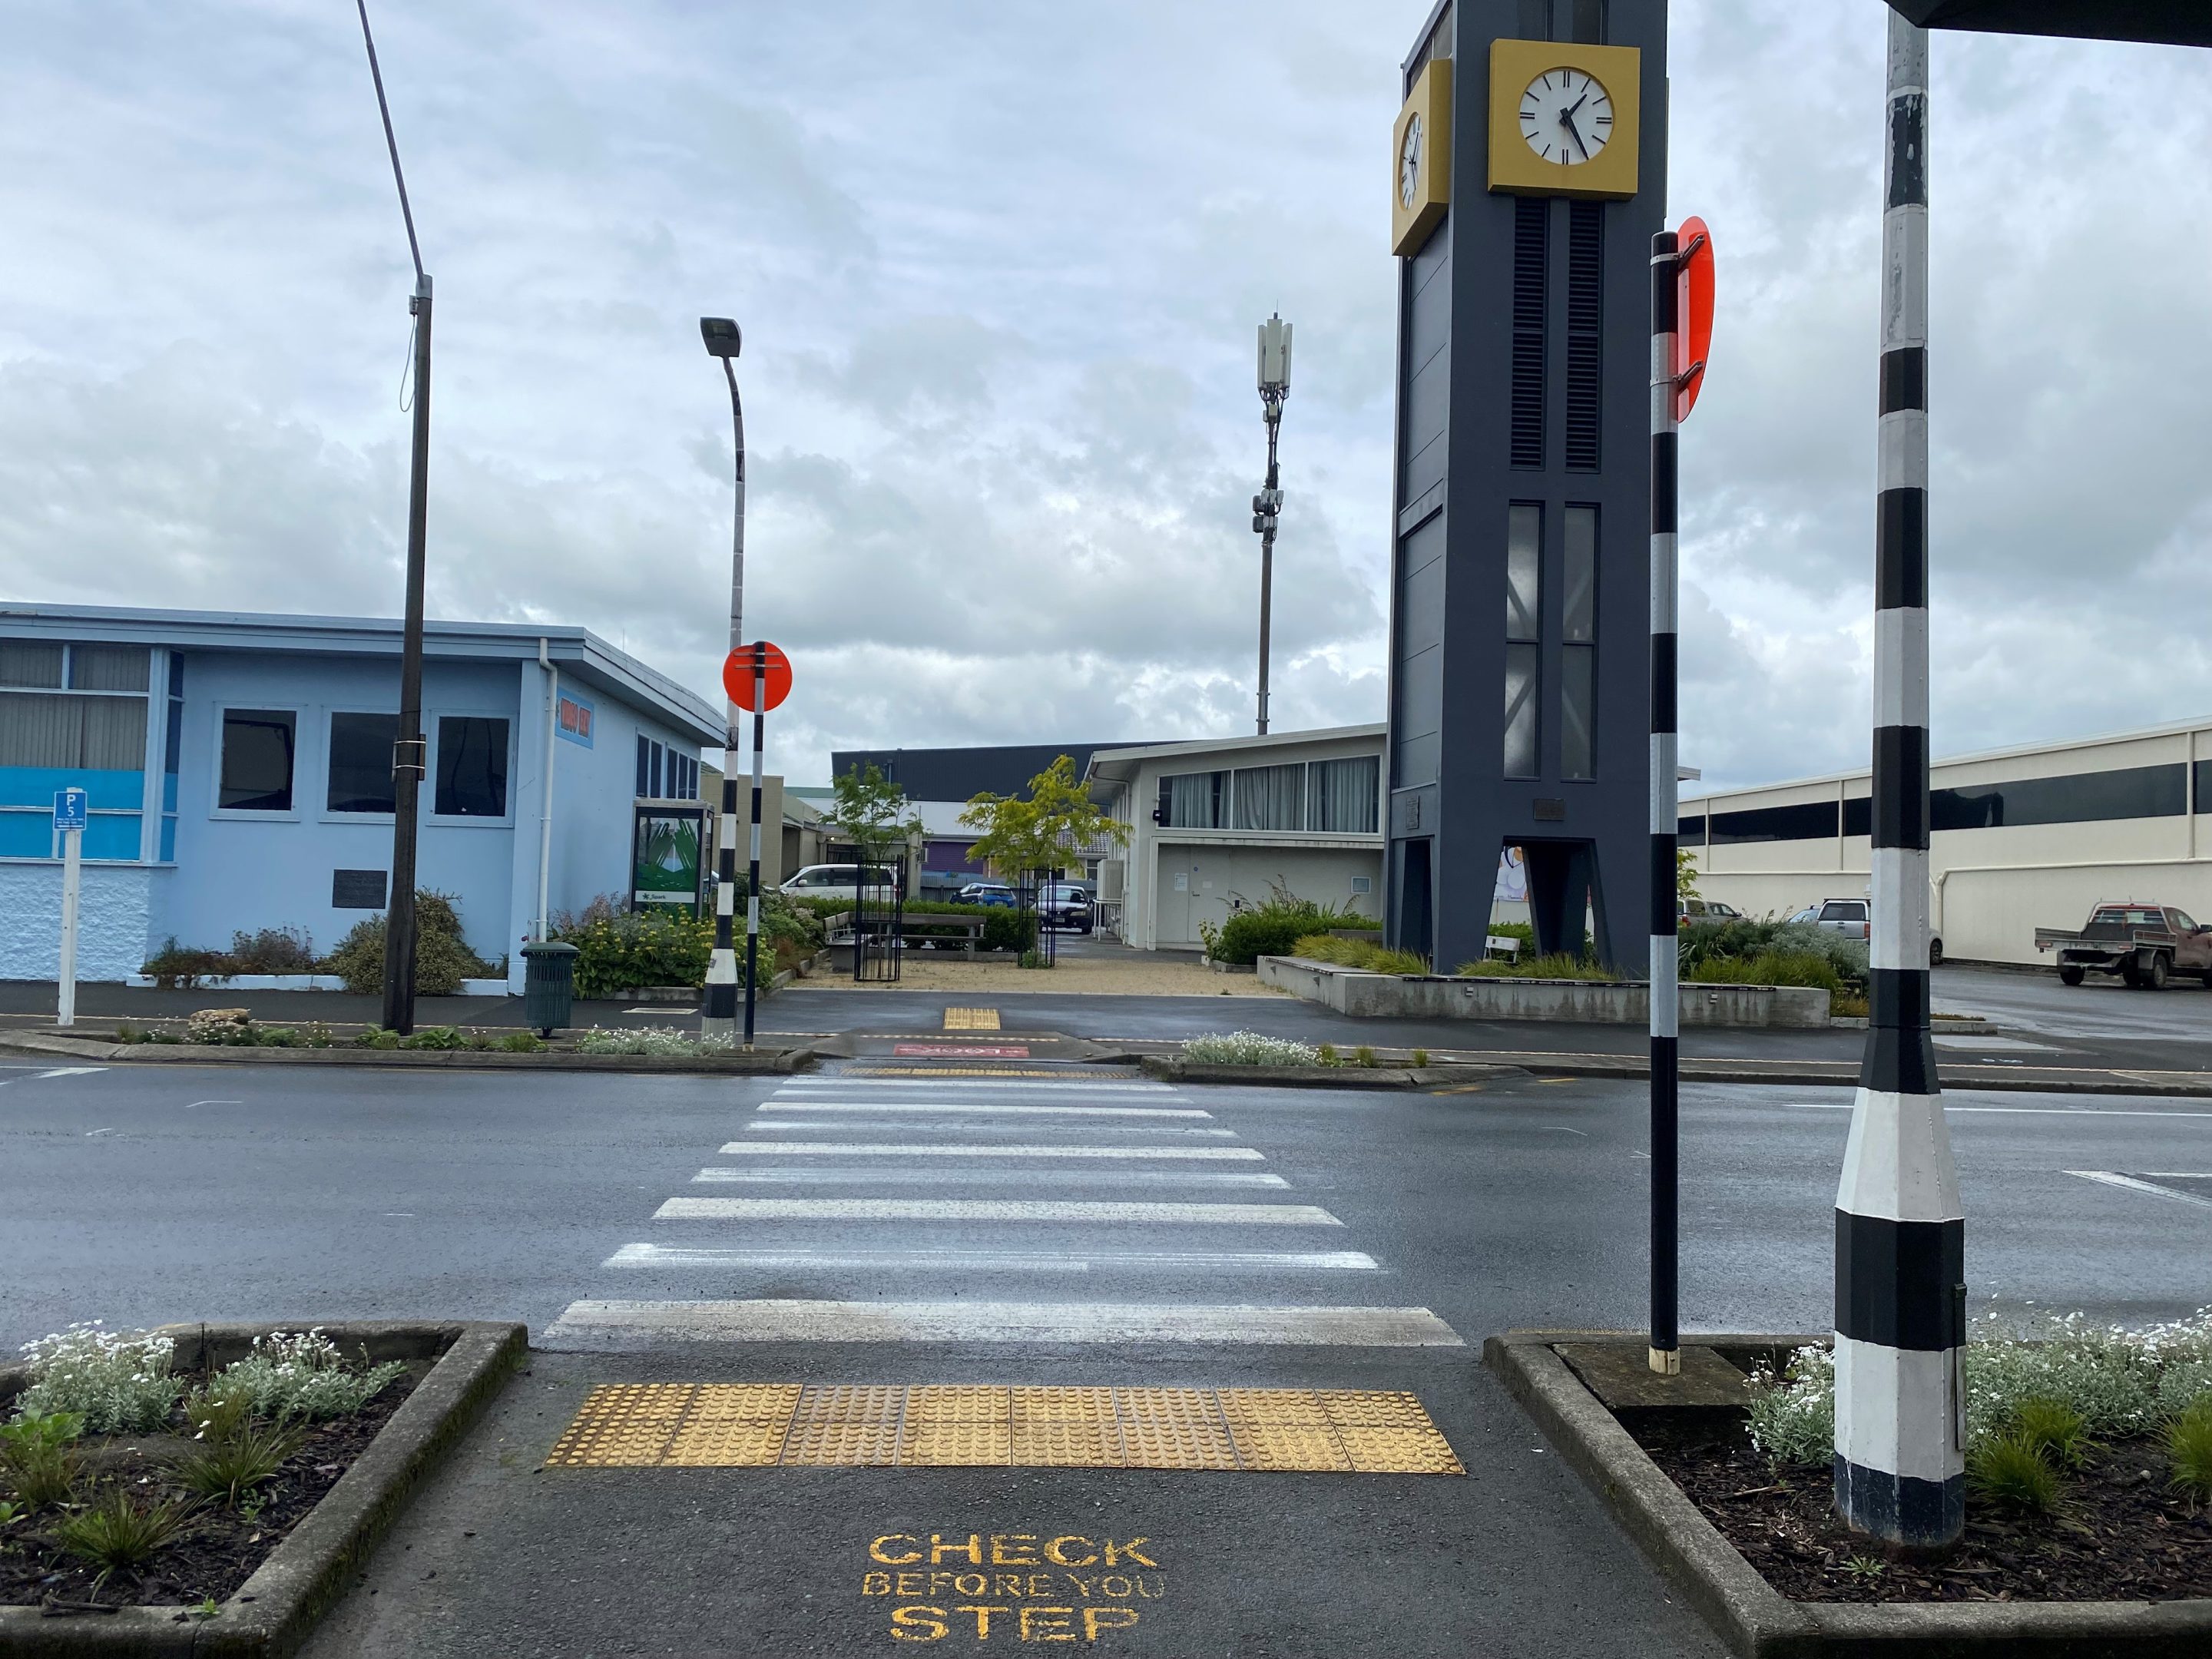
left=823, top=911, right=988, bottom=958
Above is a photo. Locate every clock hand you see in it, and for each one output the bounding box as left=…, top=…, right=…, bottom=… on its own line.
left=1560, top=108, right=1591, bottom=161
left=1564, top=90, right=1591, bottom=119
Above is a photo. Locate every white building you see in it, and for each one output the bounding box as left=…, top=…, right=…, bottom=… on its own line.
left=1084, top=726, right=1386, bottom=950
left=1684, top=717, right=2212, bottom=965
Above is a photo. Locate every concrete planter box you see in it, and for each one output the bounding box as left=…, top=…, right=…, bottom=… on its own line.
left=0, top=1320, right=525, bottom=1657
left=1257, top=955, right=1830, bottom=1028
left=1488, top=1330, right=2212, bottom=1656
left=125, top=975, right=512, bottom=995
left=1141, top=1058, right=1524, bottom=1088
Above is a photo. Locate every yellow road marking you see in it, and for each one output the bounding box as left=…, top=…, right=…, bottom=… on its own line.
left=942, top=1007, right=1002, bottom=1031
left=547, top=1383, right=1462, bottom=1475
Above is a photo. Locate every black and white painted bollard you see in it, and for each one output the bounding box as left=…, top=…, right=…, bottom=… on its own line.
left=1647, top=228, right=1682, bottom=1376
left=1833, top=12, right=1964, bottom=1551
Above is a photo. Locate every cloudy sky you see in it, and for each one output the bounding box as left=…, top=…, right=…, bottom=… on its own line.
left=2, top=2, right=2208, bottom=790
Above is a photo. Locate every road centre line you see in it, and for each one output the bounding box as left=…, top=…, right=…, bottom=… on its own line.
left=746, top=1121, right=1239, bottom=1136
left=541, top=1299, right=1465, bottom=1347
left=717, top=1142, right=1263, bottom=1159
left=694, top=1167, right=1291, bottom=1187
left=37, top=1068, right=108, bottom=1079
left=605, top=1243, right=1378, bottom=1271
left=2065, top=1171, right=2212, bottom=1212
left=760, top=1101, right=1210, bottom=1118
left=653, top=1197, right=1342, bottom=1225
left=1784, top=1102, right=2212, bottom=1120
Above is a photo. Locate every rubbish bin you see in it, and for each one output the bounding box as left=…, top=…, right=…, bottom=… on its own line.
left=521, top=940, right=581, bottom=1037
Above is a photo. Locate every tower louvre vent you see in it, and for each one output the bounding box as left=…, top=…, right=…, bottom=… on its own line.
left=1510, top=197, right=1548, bottom=469
left=1565, top=200, right=1604, bottom=472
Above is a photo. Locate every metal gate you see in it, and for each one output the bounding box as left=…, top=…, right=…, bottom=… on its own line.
left=851, top=876, right=902, bottom=982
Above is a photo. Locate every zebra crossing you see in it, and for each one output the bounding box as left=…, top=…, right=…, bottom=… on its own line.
left=541, top=1066, right=1462, bottom=1350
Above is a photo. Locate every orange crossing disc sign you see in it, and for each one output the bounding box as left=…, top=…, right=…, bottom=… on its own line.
left=723, top=641, right=792, bottom=712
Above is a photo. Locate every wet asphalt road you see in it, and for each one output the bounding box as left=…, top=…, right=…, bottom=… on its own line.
left=7, top=1058, right=2210, bottom=1657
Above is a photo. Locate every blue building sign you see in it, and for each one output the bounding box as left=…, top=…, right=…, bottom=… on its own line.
left=52, top=787, right=88, bottom=833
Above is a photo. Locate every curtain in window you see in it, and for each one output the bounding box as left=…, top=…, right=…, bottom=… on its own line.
left=1165, top=770, right=1220, bottom=828
left=0, top=693, right=147, bottom=769
left=69, top=647, right=150, bottom=691
left=1308, top=756, right=1379, bottom=833
left=1232, top=763, right=1306, bottom=831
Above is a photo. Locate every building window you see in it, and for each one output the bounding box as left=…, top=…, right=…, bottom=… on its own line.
left=1710, top=800, right=1839, bottom=846
left=0, top=692, right=147, bottom=770
left=1157, top=770, right=1227, bottom=829
left=1232, top=763, right=1306, bottom=831
left=327, top=712, right=398, bottom=814
left=1309, top=756, right=1380, bottom=833
left=219, top=709, right=296, bottom=812
left=435, top=716, right=509, bottom=818
left=1562, top=505, right=1598, bottom=780
left=68, top=646, right=149, bottom=691
left=1505, top=503, right=1541, bottom=779
left=1677, top=813, right=1707, bottom=843
left=1931, top=763, right=2186, bottom=831
left=0, top=642, right=64, bottom=687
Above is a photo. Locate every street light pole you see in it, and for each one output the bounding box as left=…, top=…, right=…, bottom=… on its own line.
left=700, top=317, right=746, bottom=1045
left=1253, top=314, right=1292, bottom=737
left=356, top=0, right=432, bottom=1037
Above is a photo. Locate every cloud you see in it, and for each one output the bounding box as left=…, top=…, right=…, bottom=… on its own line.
left=2, top=2, right=2209, bottom=796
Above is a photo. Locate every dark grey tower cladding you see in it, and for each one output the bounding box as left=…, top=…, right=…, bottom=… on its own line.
left=1384, top=0, right=1666, bottom=969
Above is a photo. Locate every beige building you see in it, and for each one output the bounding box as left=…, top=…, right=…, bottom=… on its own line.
left=1083, top=727, right=1386, bottom=950
left=1684, top=717, right=2212, bottom=965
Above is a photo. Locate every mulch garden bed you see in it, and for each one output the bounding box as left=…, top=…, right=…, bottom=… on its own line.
left=0, top=1361, right=425, bottom=1611
left=1633, top=1413, right=2212, bottom=1604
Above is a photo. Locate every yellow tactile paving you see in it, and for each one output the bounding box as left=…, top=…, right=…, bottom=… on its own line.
left=548, top=1384, right=1461, bottom=1475
left=940, top=1007, right=1002, bottom=1031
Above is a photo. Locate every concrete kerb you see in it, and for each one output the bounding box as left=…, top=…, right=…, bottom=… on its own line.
left=0, top=1319, right=528, bottom=1658
left=1137, top=1057, right=1528, bottom=1089
left=1485, top=1329, right=2212, bottom=1657
left=0, top=1031, right=815, bottom=1075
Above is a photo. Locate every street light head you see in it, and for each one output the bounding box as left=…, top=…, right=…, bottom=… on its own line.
left=1257, top=312, right=1292, bottom=399
left=700, top=316, right=742, bottom=359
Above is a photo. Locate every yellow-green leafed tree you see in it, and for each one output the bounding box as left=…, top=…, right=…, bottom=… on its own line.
left=960, top=755, right=1130, bottom=883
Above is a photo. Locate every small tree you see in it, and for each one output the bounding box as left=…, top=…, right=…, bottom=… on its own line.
left=822, top=763, right=922, bottom=887
left=960, top=754, right=1131, bottom=886
left=1677, top=846, right=1702, bottom=906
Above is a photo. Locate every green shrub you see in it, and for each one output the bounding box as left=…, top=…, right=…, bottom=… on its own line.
left=1686, top=949, right=1843, bottom=992
left=1353, top=1045, right=1377, bottom=1068
left=1456, top=953, right=1622, bottom=982
left=0, top=1412, right=83, bottom=1507
left=1411, top=1048, right=1430, bottom=1068
left=1181, top=1031, right=1320, bottom=1067
left=1488, top=921, right=1535, bottom=950
left=1289, top=934, right=1429, bottom=974
left=174, top=1418, right=303, bottom=1507
left=326, top=892, right=494, bottom=996
left=139, top=938, right=236, bottom=988
left=1679, top=918, right=1866, bottom=989
left=2009, top=1397, right=2091, bottom=1468
left=214, top=1330, right=406, bottom=1422
left=1208, top=889, right=1366, bottom=965
left=228, top=927, right=316, bottom=972
left=355, top=1028, right=402, bottom=1049
left=1967, top=1432, right=2061, bottom=1513
left=398, top=1025, right=466, bottom=1051
left=574, top=1025, right=739, bottom=1057
left=495, top=1031, right=544, bottom=1053
left=2167, top=1401, right=2212, bottom=1501
left=50, top=1489, right=194, bottom=1578
left=1317, top=1041, right=1340, bottom=1067
left=12, top=1324, right=181, bottom=1434
left=1745, top=1344, right=1834, bottom=1467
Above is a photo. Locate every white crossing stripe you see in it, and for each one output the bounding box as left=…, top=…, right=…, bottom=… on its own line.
left=747, top=1122, right=1238, bottom=1136
left=605, top=1244, right=1378, bottom=1272
left=654, top=1197, right=1341, bottom=1225
left=718, top=1141, right=1263, bottom=1160
left=2065, top=1171, right=2212, bottom=1213
left=542, top=1299, right=1464, bottom=1348
left=36, top=1067, right=108, bottom=1078
left=692, top=1167, right=1290, bottom=1187
left=762, top=1100, right=1210, bottom=1118
left=778, top=1079, right=1171, bottom=1093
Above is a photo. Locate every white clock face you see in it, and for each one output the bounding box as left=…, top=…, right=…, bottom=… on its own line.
left=1519, top=67, right=1613, bottom=165
left=1399, top=114, right=1422, bottom=209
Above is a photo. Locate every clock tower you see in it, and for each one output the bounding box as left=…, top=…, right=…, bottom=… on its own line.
left=1384, top=0, right=1666, bottom=969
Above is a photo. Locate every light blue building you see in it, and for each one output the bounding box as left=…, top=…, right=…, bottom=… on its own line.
left=0, top=604, right=720, bottom=989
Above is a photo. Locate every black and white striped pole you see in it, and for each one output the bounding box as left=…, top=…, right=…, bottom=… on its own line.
left=1649, top=216, right=1710, bottom=1378
left=742, top=644, right=766, bottom=1051
left=1833, top=12, right=1964, bottom=1551
left=700, top=317, right=746, bottom=1045
left=1647, top=228, right=1681, bottom=1377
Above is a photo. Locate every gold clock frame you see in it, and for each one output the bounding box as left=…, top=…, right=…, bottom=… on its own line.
left=1391, top=58, right=1452, bottom=257
left=1486, top=38, right=1641, bottom=201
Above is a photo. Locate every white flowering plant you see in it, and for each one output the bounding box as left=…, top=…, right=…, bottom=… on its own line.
left=1181, top=1031, right=1321, bottom=1067
left=575, top=1025, right=738, bottom=1056
left=12, top=1323, right=184, bottom=1434
left=214, top=1330, right=406, bottom=1423
left=1742, top=1308, right=2212, bottom=1469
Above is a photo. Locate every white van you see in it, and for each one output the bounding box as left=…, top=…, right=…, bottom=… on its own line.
left=779, top=864, right=899, bottom=905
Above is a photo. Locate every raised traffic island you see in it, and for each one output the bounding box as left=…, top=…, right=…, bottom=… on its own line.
left=1258, top=955, right=1833, bottom=1027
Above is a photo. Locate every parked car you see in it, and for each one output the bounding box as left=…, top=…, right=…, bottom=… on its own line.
left=2035, top=902, right=2212, bottom=989
left=958, top=882, right=1018, bottom=909
left=1039, top=882, right=1094, bottom=934
left=778, top=864, right=898, bottom=906
left=1678, top=898, right=1743, bottom=924
left=1787, top=896, right=1943, bottom=965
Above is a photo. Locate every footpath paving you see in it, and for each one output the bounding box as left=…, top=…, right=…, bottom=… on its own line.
left=299, top=1058, right=1725, bottom=1658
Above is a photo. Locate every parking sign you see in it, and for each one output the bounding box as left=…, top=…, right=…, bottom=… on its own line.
left=53, top=788, right=88, bottom=832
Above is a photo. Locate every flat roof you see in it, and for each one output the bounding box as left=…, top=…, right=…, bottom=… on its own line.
left=1086, top=724, right=1387, bottom=783
left=0, top=601, right=720, bottom=746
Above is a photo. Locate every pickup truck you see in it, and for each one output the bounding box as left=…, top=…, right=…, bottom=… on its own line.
left=2034, top=902, right=2212, bottom=990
